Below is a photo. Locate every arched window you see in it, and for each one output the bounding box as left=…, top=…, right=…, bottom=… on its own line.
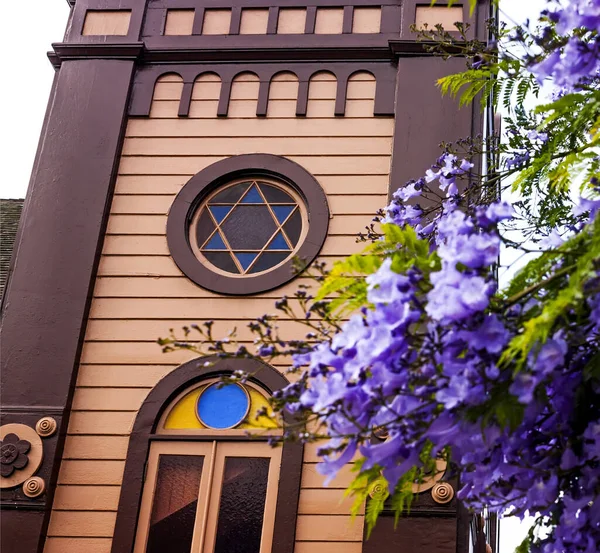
left=111, top=357, right=303, bottom=553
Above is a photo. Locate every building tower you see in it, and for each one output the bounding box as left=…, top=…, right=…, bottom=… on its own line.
left=1, top=1, right=494, bottom=552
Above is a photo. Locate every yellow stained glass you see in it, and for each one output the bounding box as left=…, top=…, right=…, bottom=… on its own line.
left=163, top=383, right=278, bottom=431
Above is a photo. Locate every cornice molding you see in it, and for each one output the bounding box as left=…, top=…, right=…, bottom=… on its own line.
left=388, top=39, right=464, bottom=57
left=48, top=42, right=144, bottom=68
left=47, top=39, right=468, bottom=68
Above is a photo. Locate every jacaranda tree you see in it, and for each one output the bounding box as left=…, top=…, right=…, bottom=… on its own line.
left=161, top=1, right=600, bottom=551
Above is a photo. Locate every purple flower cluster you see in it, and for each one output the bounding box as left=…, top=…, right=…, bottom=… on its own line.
left=282, top=154, right=600, bottom=552
left=531, top=0, right=600, bottom=89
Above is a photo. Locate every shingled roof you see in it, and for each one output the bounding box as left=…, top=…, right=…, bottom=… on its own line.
left=1, top=199, right=24, bottom=298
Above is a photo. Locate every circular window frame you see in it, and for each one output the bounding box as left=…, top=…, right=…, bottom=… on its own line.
left=190, top=176, right=309, bottom=278
left=167, top=154, right=330, bottom=295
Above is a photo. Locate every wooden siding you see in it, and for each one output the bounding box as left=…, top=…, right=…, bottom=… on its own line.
left=46, top=70, right=391, bottom=552
left=164, top=9, right=195, bottom=35
left=82, top=10, right=131, bottom=36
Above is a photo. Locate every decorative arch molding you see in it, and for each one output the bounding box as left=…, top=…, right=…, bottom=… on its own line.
left=128, top=62, right=396, bottom=117
left=111, top=356, right=303, bottom=553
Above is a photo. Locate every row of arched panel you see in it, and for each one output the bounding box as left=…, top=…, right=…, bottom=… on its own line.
left=128, top=64, right=397, bottom=117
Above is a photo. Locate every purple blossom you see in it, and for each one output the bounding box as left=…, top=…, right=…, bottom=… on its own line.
left=274, top=144, right=600, bottom=552
left=530, top=337, right=568, bottom=375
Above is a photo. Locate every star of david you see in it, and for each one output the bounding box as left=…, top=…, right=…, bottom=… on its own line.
left=195, top=180, right=303, bottom=275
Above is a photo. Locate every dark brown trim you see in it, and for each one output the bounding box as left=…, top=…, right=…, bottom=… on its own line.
left=296, top=79, right=309, bottom=116
left=456, top=501, right=471, bottom=553
left=217, top=78, right=232, bottom=117
left=257, top=79, right=270, bottom=117
left=111, top=356, right=303, bottom=553
left=363, top=479, right=461, bottom=553
left=388, top=39, right=463, bottom=57
left=0, top=58, right=135, bottom=553
left=387, top=0, right=489, bottom=199
left=167, top=154, right=330, bottom=296
left=342, top=5, right=354, bottom=34
left=50, top=42, right=144, bottom=65
left=178, top=81, right=194, bottom=116
left=304, top=6, right=317, bottom=34
left=192, top=6, right=205, bottom=35
left=387, top=56, right=477, bottom=200
left=266, top=6, right=279, bottom=35
left=229, top=6, right=242, bottom=35
left=150, top=0, right=398, bottom=8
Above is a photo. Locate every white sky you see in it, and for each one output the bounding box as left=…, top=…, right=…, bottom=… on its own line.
left=0, top=1, right=69, bottom=198
left=0, top=1, right=547, bottom=551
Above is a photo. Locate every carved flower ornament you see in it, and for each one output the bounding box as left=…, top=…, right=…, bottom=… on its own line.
left=0, top=433, right=31, bottom=477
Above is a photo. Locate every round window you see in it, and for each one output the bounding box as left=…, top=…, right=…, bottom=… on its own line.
left=196, top=382, right=250, bottom=429
left=167, top=154, right=329, bottom=295
left=191, top=178, right=307, bottom=277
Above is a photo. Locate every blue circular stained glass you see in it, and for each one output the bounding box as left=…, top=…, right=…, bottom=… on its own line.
left=196, top=383, right=250, bottom=429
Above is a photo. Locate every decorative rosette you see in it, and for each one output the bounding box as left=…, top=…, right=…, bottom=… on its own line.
left=0, top=433, right=31, bottom=477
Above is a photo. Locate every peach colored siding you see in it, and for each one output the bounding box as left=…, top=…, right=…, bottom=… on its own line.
left=415, top=6, right=464, bottom=30
left=82, top=10, right=131, bottom=36
left=202, top=9, right=231, bottom=34
left=315, top=7, right=344, bottom=34
left=164, top=9, right=195, bottom=36
left=240, top=8, right=270, bottom=34
left=353, top=7, right=381, bottom=34
left=278, top=8, right=307, bottom=34
left=46, top=70, right=391, bottom=552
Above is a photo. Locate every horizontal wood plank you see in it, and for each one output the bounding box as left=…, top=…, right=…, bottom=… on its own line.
left=44, top=538, right=112, bottom=553
left=298, top=489, right=363, bottom=515
left=63, top=436, right=129, bottom=460
left=84, top=318, right=322, bottom=342
left=77, top=365, right=175, bottom=387
left=47, top=511, right=117, bottom=538
left=58, top=460, right=124, bottom=485
left=112, top=174, right=389, bottom=195
left=109, top=194, right=384, bottom=215
left=97, top=255, right=184, bottom=277
left=121, top=136, right=392, bottom=156
left=53, top=486, right=120, bottom=511
left=125, top=118, right=394, bottom=138
left=96, top=254, right=349, bottom=277
left=294, top=542, right=363, bottom=553
left=101, top=234, right=365, bottom=257
left=303, top=441, right=361, bottom=463
left=117, top=155, right=391, bottom=176
left=89, top=297, right=313, bottom=320
left=91, top=276, right=322, bottom=299
left=302, top=462, right=356, bottom=489
left=71, top=387, right=150, bottom=411
left=106, top=214, right=379, bottom=237
left=68, top=411, right=136, bottom=435
left=296, top=515, right=364, bottom=542
left=80, top=342, right=199, bottom=365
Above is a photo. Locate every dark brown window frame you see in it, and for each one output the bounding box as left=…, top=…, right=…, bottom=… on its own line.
left=111, top=355, right=303, bottom=553
left=167, top=154, right=329, bottom=295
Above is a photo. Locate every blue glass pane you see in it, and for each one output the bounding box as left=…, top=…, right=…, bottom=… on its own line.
left=271, top=205, right=295, bottom=224
left=240, top=186, right=264, bottom=204
left=209, top=206, right=233, bottom=223
left=204, top=232, right=227, bottom=250
left=235, top=252, right=258, bottom=270
left=197, top=383, right=249, bottom=429
left=267, top=232, right=289, bottom=250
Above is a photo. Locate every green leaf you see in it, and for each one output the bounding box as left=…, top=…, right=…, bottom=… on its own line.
left=501, top=215, right=600, bottom=367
